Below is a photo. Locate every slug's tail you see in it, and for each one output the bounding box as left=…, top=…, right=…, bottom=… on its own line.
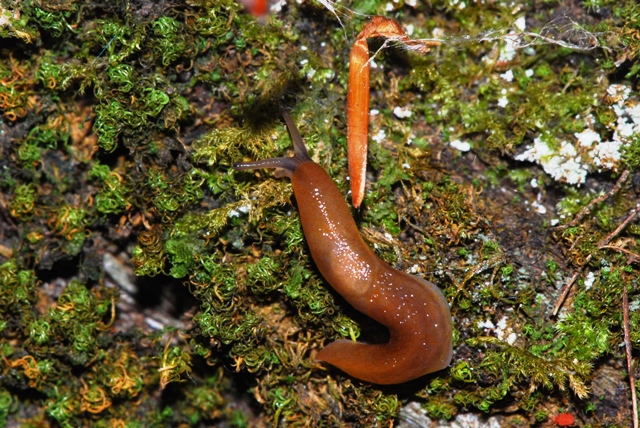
left=316, top=335, right=452, bottom=385
left=233, top=109, right=313, bottom=178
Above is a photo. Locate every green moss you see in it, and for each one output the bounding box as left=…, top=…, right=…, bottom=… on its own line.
left=183, top=371, right=226, bottom=422
left=0, top=388, right=15, bottom=426
left=28, top=319, right=51, bottom=346
left=89, top=164, right=131, bottom=215
left=473, top=337, right=591, bottom=398
left=622, top=134, right=640, bottom=168
left=107, top=64, right=135, bottom=92
left=424, top=397, right=457, bottom=419
left=45, top=394, right=77, bottom=428
left=131, top=228, right=166, bottom=277
left=1, top=0, right=639, bottom=425
left=165, top=236, right=204, bottom=278
left=7, top=184, right=36, bottom=220
left=50, top=206, right=88, bottom=256
left=158, top=342, right=193, bottom=388
left=450, top=361, right=475, bottom=383
left=151, top=17, right=192, bottom=66
left=0, top=261, right=38, bottom=312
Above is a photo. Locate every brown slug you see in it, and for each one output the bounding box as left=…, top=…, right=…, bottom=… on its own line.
left=234, top=110, right=453, bottom=384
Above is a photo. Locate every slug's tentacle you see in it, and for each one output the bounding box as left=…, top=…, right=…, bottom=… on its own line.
left=280, top=109, right=312, bottom=163
left=233, top=109, right=312, bottom=178
left=234, top=110, right=453, bottom=385
left=234, top=157, right=301, bottom=178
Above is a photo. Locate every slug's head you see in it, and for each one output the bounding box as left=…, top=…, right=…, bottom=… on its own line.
left=233, top=109, right=313, bottom=178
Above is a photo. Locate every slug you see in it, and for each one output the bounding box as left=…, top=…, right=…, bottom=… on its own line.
left=234, top=111, right=453, bottom=384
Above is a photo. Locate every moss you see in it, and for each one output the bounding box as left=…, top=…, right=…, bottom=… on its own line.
left=0, top=261, right=38, bottom=312
left=0, top=0, right=639, bottom=425
left=88, top=164, right=131, bottom=215
left=7, top=184, right=36, bottom=220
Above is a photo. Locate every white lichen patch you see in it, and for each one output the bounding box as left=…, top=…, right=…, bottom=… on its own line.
left=478, top=316, right=517, bottom=345
left=515, top=135, right=588, bottom=184
left=393, top=106, right=412, bottom=119
left=575, top=128, right=600, bottom=147
left=515, top=84, right=640, bottom=185
left=447, top=0, right=467, bottom=10
left=514, top=16, right=527, bottom=31
left=372, top=129, right=386, bottom=143
left=477, top=319, right=495, bottom=330
left=432, top=27, right=446, bottom=39
left=590, top=141, right=621, bottom=169
left=499, top=35, right=517, bottom=62
left=450, top=139, right=471, bottom=152
left=228, top=203, right=251, bottom=218
left=607, top=83, right=631, bottom=105
left=584, top=271, right=595, bottom=290
left=495, top=316, right=517, bottom=345
left=532, top=200, right=546, bottom=214
left=0, top=6, right=20, bottom=28
left=500, top=70, right=514, bottom=82
left=271, top=0, right=287, bottom=12
left=405, top=23, right=414, bottom=36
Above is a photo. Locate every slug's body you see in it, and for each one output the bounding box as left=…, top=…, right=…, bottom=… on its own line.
left=234, top=111, right=453, bottom=384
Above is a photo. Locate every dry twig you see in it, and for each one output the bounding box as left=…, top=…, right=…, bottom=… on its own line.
left=623, top=285, right=638, bottom=428
left=555, top=170, right=629, bottom=232
left=552, top=205, right=638, bottom=316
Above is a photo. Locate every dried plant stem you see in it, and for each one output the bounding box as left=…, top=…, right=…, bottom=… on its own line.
left=347, top=30, right=370, bottom=209
left=553, top=205, right=639, bottom=424
left=552, top=169, right=633, bottom=315
left=555, top=170, right=629, bottom=231
left=552, top=271, right=581, bottom=317
left=623, top=285, right=638, bottom=428
left=552, top=206, right=639, bottom=316
left=599, top=245, right=640, bottom=262
left=346, top=16, right=441, bottom=208
left=597, top=208, right=639, bottom=248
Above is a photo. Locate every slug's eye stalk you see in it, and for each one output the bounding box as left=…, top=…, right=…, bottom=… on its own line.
left=233, top=109, right=312, bottom=178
